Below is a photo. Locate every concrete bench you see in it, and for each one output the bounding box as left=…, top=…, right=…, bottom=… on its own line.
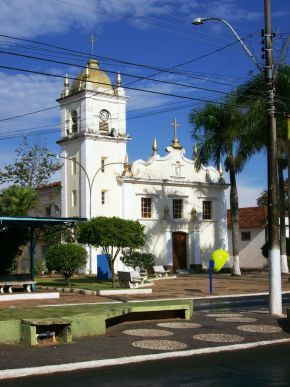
left=21, top=318, right=72, bottom=346
left=153, top=265, right=170, bottom=277
left=118, top=271, right=143, bottom=288
left=0, top=274, right=35, bottom=294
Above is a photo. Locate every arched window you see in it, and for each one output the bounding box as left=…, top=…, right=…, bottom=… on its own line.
left=71, top=110, right=78, bottom=133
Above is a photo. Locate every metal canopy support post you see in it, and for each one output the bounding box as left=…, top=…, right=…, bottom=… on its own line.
left=30, top=227, right=36, bottom=284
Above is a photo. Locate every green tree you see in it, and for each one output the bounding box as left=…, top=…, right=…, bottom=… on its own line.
left=45, top=243, right=87, bottom=283
left=78, top=217, right=145, bottom=287
left=0, top=185, right=38, bottom=274
left=121, top=250, right=156, bottom=273
left=0, top=185, right=38, bottom=216
left=0, top=137, right=61, bottom=188
left=190, top=101, right=252, bottom=276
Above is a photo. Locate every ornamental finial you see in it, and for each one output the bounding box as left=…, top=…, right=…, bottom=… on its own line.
left=116, top=72, right=122, bottom=87
left=63, top=74, right=70, bottom=96
left=152, top=137, right=158, bottom=154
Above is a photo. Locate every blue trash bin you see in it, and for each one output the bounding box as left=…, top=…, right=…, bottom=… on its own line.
left=96, top=254, right=112, bottom=280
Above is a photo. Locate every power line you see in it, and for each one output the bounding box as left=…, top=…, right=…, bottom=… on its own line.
left=0, top=33, right=255, bottom=87
left=125, top=33, right=257, bottom=87
left=56, top=0, right=260, bottom=52
left=0, top=105, right=58, bottom=122
left=0, top=100, right=208, bottom=141
left=0, top=64, right=234, bottom=115
left=0, top=49, right=234, bottom=97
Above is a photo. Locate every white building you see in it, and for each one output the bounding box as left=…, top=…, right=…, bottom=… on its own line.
left=56, top=58, right=229, bottom=274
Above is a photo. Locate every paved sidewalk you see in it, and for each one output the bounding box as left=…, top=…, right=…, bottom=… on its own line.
left=1, top=272, right=290, bottom=308
left=0, top=272, right=290, bottom=380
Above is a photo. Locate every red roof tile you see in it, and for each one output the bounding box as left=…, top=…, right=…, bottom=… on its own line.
left=227, top=206, right=268, bottom=229
left=37, top=181, right=61, bottom=190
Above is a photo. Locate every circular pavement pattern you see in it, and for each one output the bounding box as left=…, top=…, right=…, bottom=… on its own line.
left=193, top=333, right=244, bottom=343
left=237, top=324, right=283, bottom=333
left=206, top=313, right=244, bottom=318
left=157, top=322, right=201, bottom=329
left=123, top=329, right=173, bottom=337
left=215, top=317, right=257, bottom=323
left=132, top=339, right=187, bottom=350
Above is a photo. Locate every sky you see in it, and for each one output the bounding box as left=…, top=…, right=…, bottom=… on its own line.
left=0, top=0, right=289, bottom=207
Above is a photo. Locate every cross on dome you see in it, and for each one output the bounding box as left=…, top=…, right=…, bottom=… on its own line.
left=90, top=34, right=97, bottom=58
left=171, top=118, right=183, bottom=149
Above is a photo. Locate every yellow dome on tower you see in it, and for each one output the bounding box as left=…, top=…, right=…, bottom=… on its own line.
left=70, top=59, right=112, bottom=93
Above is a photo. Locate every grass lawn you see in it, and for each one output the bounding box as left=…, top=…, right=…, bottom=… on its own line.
left=36, top=276, right=121, bottom=290
left=0, top=299, right=192, bottom=321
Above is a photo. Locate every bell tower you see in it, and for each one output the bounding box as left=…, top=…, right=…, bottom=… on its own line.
left=57, top=59, right=130, bottom=219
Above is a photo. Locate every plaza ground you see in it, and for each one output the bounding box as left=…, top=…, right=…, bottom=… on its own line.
left=1, top=272, right=290, bottom=308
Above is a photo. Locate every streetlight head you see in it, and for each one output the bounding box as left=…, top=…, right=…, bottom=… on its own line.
left=192, top=17, right=206, bottom=25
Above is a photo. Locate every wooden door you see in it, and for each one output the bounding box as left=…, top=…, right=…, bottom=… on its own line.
left=172, top=232, right=187, bottom=270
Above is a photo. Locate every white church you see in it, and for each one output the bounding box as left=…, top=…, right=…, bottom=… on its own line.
left=54, top=58, right=228, bottom=274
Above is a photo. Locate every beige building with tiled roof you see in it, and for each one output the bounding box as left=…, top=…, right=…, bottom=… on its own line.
left=227, top=207, right=268, bottom=269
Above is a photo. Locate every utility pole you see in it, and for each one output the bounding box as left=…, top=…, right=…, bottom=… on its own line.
left=264, top=0, right=282, bottom=315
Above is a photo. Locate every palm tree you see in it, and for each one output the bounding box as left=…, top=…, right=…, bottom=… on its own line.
left=236, top=65, right=290, bottom=273
left=189, top=101, right=251, bottom=276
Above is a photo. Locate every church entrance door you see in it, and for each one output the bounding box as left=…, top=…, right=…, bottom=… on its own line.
left=172, top=232, right=187, bottom=271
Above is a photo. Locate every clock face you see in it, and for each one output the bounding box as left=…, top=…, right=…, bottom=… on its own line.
left=99, top=109, right=110, bottom=122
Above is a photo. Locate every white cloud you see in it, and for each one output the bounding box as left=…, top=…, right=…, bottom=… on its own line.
left=0, top=0, right=178, bottom=39
left=0, top=71, right=61, bottom=136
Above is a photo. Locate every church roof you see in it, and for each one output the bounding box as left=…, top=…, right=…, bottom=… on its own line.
left=70, top=59, right=113, bottom=93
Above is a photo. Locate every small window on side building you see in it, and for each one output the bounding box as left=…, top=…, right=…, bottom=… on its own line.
left=72, top=190, right=77, bottom=207
left=101, top=157, right=107, bottom=173
left=71, top=157, right=77, bottom=175
left=45, top=205, right=52, bottom=217
left=241, top=231, right=251, bottom=241
left=101, top=190, right=106, bottom=205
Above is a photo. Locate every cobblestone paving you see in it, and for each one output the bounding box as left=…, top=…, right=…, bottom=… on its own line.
left=0, top=310, right=289, bottom=371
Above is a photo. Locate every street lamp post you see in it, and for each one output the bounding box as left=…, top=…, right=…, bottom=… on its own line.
left=192, top=3, right=282, bottom=315
left=48, top=153, right=125, bottom=273
left=49, top=153, right=124, bottom=219
left=192, top=17, right=261, bottom=71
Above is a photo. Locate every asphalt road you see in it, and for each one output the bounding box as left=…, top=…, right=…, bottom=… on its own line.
left=194, top=293, right=290, bottom=313
left=1, top=344, right=290, bottom=386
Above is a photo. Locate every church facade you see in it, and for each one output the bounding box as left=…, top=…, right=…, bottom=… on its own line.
left=57, top=59, right=229, bottom=274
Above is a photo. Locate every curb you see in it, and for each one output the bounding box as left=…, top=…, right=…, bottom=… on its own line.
left=0, top=292, right=59, bottom=302
left=97, top=288, right=152, bottom=295
left=1, top=338, right=290, bottom=380
left=37, top=286, right=153, bottom=296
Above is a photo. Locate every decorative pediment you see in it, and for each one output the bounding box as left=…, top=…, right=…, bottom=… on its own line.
left=131, top=146, right=221, bottom=184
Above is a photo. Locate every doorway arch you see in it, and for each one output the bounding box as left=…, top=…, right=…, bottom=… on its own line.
left=172, top=232, right=187, bottom=271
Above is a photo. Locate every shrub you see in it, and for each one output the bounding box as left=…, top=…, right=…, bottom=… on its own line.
left=121, top=250, right=156, bottom=273
left=261, top=238, right=290, bottom=258
left=45, top=243, right=87, bottom=282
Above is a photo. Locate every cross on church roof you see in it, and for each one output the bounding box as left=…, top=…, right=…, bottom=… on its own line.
left=171, top=118, right=183, bottom=149
left=90, top=34, right=97, bottom=58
